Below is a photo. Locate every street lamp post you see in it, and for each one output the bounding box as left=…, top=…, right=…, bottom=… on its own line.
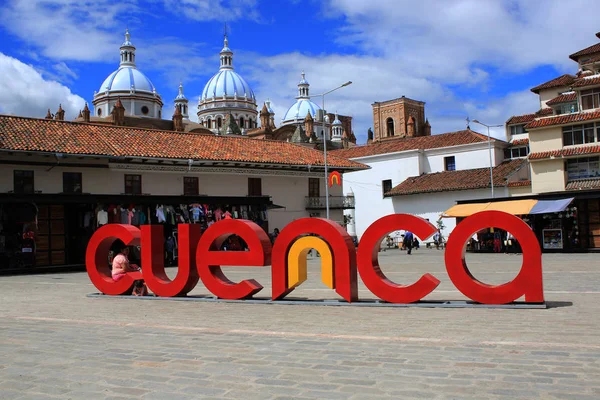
left=310, top=81, right=352, bottom=219
left=473, top=120, right=503, bottom=199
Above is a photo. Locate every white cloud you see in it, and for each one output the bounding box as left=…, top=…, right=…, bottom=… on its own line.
left=0, top=53, right=86, bottom=120
left=161, top=0, right=259, bottom=22
left=326, top=0, right=600, bottom=73
left=0, top=0, right=135, bottom=62
left=239, top=0, right=600, bottom=143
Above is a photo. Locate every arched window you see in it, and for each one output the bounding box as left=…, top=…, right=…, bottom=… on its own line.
left=98, top=108, right=102, bottom=116
left=386, top=118, right=394, bottom=137
left=207, top=118, right=211, bottom=128
left=240, top=117, right=244, bottom=128
left=217, top=117, right=222, bottom=128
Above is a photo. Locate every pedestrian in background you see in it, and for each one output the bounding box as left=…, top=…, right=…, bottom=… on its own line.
left=404, top=231, right=414, bottom=255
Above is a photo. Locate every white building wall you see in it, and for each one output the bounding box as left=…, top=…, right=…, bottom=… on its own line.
left=342, top=152, right=420, bottom=238
left=342, top=142, right=508, bottom=239
left=390, top=188, right=509, bottom=239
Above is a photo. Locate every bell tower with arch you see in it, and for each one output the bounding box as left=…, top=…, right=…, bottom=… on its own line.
left=371, top=96, right=428, bottom=142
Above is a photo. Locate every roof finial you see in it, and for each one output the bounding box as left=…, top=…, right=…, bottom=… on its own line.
left=223, top=23, right=228, bottom=47
left=466, top=116, right=471, bottom=130
left=179, top=81, right=184, bottom=96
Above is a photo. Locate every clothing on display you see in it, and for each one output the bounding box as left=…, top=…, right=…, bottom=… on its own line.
left=97, top=209, right=108, bottom=226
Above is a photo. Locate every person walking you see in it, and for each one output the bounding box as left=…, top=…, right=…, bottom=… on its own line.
left=404, top=231, right=414, bottom=255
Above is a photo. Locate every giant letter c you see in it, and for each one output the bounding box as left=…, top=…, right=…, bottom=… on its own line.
left=85, top=224, right=141, bottom=295
left=445, top=210, right=544, bottom=304
left=357, top=214, right=439, bottom=303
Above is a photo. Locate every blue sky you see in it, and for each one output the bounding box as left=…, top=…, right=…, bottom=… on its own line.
left=1, top=0, right=599, bottom=142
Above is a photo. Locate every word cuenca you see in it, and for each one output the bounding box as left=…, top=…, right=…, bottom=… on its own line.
left=86, top=211, right=544, bottom=305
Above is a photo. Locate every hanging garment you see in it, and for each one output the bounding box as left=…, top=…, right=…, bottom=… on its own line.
left=128, top=210, right=134, bottom=225
left=97, top=210, right=108, bottom=226
left=138, top=210, right=147, bottom=225
left=120, top=207, right=129, bottom=224
left=156, top=205, right=166, bottom=223
left=190, top=206, right=202, bottom=222
left=131, top=209, right=140, bottom=225
left=214, top=208, right=223, bottom=221
left=224, top=211, right=232, bottom=220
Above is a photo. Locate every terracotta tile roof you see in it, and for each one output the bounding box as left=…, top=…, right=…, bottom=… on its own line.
left=385, top=159, right=526, bottom=196
left=569, top=42, right=600, bottom=61
left=529, top=145, right=600, bottom=160
left=531, top=74, right=576, bottom=93
left=546, top=92, right=577, bottom=106
left=566, top=178, right=600, bottom=190
left=508, top=180, right=531, bottom=188
left=330, top=130, right=497, bottom=159
left=525, top=110, right=600, bottom=129
left=0, top=115, right=366, bottom=170
left=571, top=75, right=600, bottom=88
left=506, top=108, right=553, bottom=125
left=510, top=138, right=529, bottom=146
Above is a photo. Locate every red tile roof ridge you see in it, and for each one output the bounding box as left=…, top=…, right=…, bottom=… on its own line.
left=330, top=129, right=502, bottom=159
left=529, top=145, right=600, bottom=160
left=385, top=159, right=526, bottom=196
left=0, top=113, right=347, bottom=148
left=0, top=114, right=367, bottom=169
left=530, top=74, right=576, bottom=93
left=507, top=180, right=531, bottom=187
left=546, top=92, right=578, bottom=106
left=526, top=109, right=600, bottom=129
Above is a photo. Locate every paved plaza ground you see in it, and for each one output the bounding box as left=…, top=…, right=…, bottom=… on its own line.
left=0, top=249, right=599, bottom=399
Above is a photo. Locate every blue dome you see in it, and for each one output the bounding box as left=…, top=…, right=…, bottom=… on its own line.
left=282, top=99, right=321, bottom=122
left=201, top=70, right=255, bottom=101
left=99, top=67, right=156, bottom=93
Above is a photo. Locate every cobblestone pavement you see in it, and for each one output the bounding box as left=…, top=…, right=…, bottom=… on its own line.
left=1, top=250, right=600, bottom=399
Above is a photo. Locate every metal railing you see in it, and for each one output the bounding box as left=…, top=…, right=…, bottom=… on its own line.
left=305, top=196, right=355, bottom=209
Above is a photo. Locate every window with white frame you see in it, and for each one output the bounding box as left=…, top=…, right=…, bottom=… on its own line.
left=581, top=89, right=600, bottom=110
left=562, top=123, right=597, bottom=146
left=509, top=124, right=527, bottom=135
left=444, top=156, right=456, bottom=171
left=566, top=157, right=600, bottom=180
left=556, top=102, right=577, bottom=115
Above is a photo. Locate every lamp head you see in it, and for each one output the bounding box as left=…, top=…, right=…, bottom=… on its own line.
left=342, top=81, right=352, bottom=87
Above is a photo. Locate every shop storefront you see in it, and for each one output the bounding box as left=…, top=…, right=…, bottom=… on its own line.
left=445, top=195, right=600, bottom=252
left=0, top=193, right=276, bottom=273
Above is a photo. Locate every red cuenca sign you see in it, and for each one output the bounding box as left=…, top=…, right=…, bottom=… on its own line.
left=86, top=211, right=544, bottom=305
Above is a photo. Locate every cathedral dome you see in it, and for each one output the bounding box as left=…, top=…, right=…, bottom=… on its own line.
left=201, top=69, right=255, bottom=101
left=281, top=72, right=322, bottom=124
left=99, top=67, right=157, bottom=94
left=282, top=99, right=321, bottom=122
left=92, top=30, right=163, bottom=119
left=197, top=35, right=258, bottom=133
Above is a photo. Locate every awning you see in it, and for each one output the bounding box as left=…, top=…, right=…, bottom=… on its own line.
left=529, top=198, right=573, bottom=214
left=483, top=199, right=538, bottom=215
left=442, top=203, right=491, bottom=217
left=442, top=197, right=574, bottom=218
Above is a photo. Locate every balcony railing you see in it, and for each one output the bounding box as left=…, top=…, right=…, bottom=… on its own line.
left=305, top=196, right=355, bottom=209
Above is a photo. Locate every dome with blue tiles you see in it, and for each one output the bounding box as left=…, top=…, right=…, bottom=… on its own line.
left=282, top=99, right=321, bottom=122
left=99, top=67, right=157, bottom=94
left=93, top=30, right=163, bottom=119
left=200, top=36, right=255, bottom=102
left=282, top=71, right=321, bottom=123
left=197, top=35, right=258, bottom=134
